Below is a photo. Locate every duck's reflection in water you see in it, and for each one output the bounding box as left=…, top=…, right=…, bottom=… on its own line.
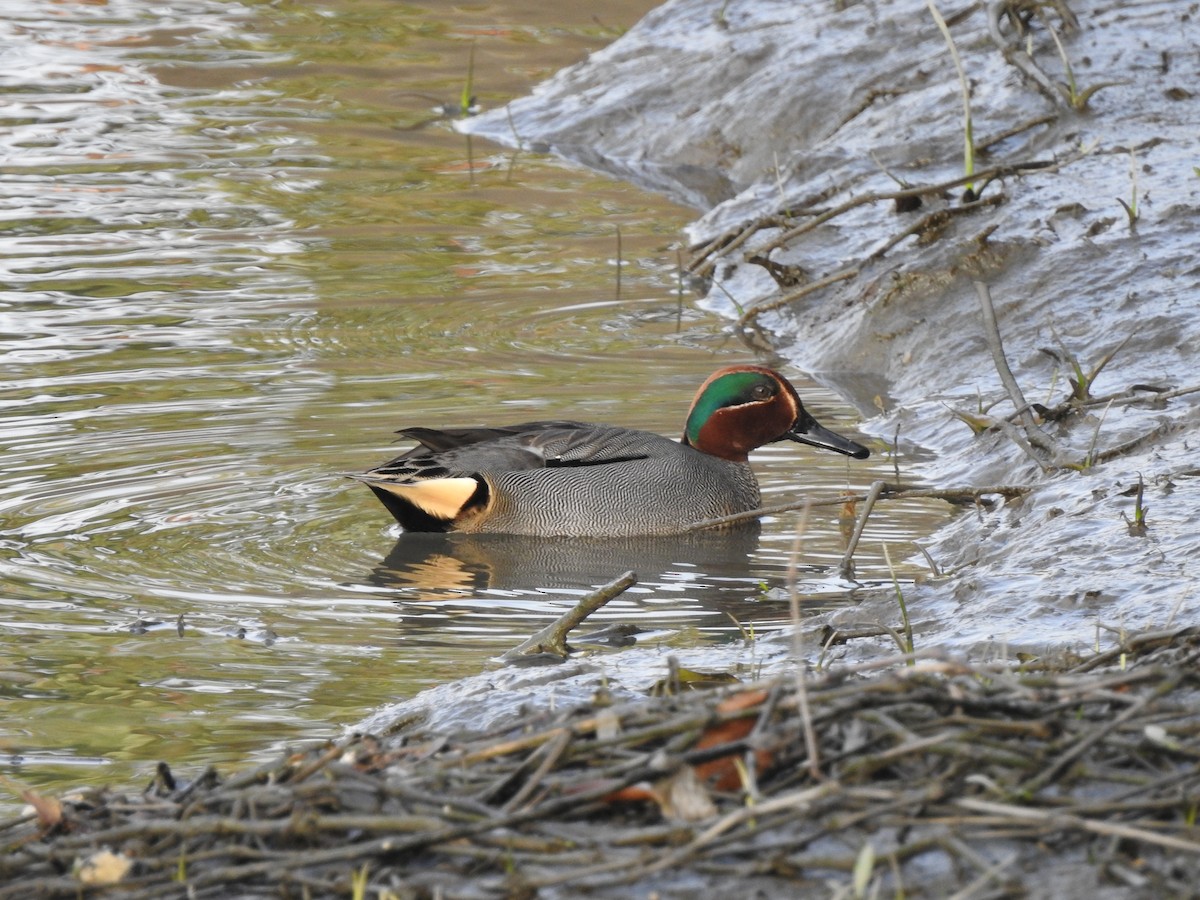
left=368, top=525, right=788, bottom=641
left=371, top=525, right=761, bottom=599
left=369, top=522, right=878, bottom=664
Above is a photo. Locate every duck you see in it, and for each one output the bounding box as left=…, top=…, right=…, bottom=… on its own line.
left=352, top=365, right=870, bottom=537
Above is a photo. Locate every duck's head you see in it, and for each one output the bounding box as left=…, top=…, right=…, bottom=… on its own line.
left=683, top=365, right=870, bottom=463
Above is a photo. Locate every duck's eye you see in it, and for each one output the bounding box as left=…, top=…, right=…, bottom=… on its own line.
left=750, top=383, right=773, bottom=400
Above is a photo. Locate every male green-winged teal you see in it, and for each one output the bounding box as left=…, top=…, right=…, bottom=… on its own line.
left=353, top=365, right=869, bottom=537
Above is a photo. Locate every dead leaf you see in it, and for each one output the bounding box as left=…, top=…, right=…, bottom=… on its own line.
left=656, top=766, right=717, bottom=822
left=648, top=666, right=740, bottom=697
left=693, top=689, right=773, bottom=790
left=76, top=849, right=133, bottom=885
left=0, top=775, right=63, bottom=829
left=595, top=707, right=621, bottom=741
left=602, top=770, right=716, bottom=822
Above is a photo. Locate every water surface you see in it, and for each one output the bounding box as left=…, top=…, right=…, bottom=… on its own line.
left=0, top=0, right=946, bottom=805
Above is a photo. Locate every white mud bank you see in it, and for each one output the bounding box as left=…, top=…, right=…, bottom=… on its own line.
left=462, top=0, right=1200, bottom=657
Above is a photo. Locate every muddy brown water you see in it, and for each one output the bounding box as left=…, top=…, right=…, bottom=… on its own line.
left=0, top=0, right=947, bottom=806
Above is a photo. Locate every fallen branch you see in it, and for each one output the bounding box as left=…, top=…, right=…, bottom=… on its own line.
left=975, top=281, right=1054, bottom=458
left=689, top=154, right=1082, bottom=278
left=955, top=797, right=1200, bottom=855
left=986, top=0, right=1065, bottom=106
left=500, top=570, right=637, bottom=662
left=838, top=479, right=886, bottom=581
left=736, top=266, right=858, bottom=331
left=680, top=483, right=1030, bottom=533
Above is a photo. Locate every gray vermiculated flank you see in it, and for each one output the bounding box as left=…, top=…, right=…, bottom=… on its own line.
left=371, top=422, right=762, bottom=536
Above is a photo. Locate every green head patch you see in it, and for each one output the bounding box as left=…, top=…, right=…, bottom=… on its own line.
left=685, top=370, right=778, bottom=445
